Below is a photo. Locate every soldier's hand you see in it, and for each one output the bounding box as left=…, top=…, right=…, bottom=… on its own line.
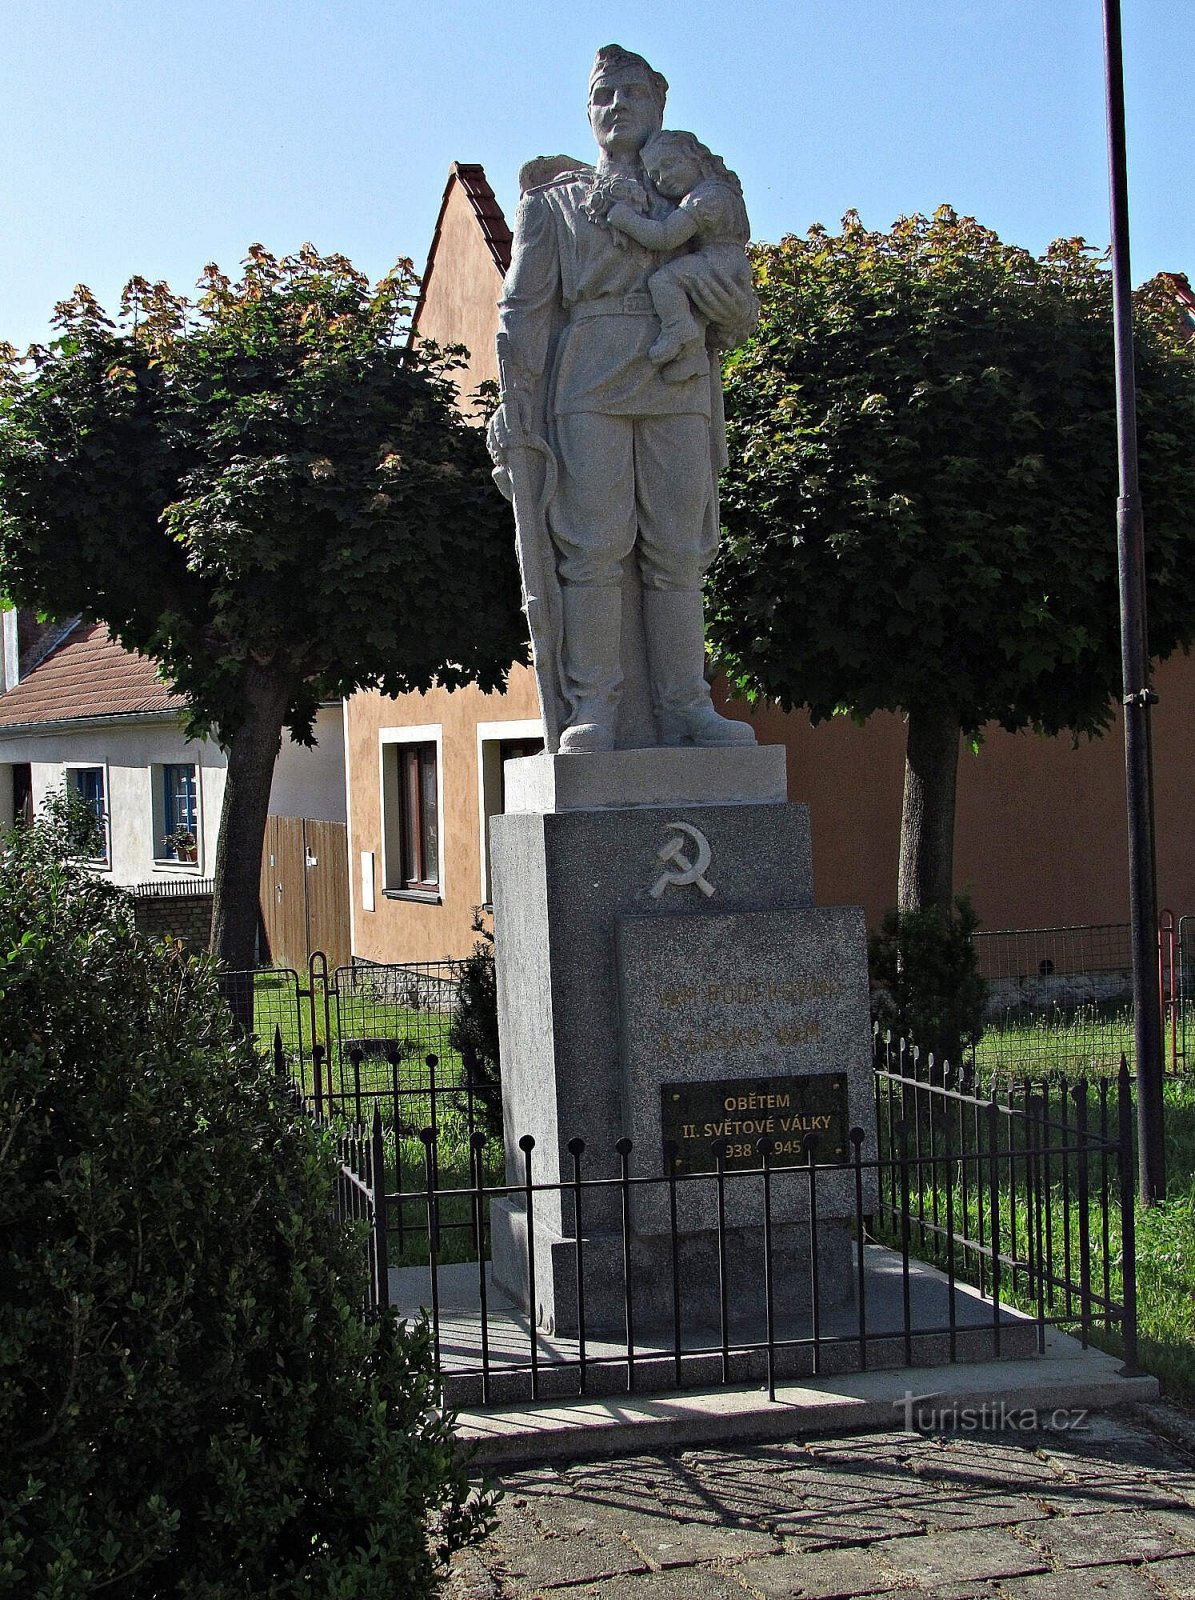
left=686, top=269, right=761, bottom=349
left=486, top=396, right=533, bottom=476
left=486, top=404, right=511, bottom=469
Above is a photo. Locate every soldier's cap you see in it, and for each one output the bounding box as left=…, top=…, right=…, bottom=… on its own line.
left=589, top=44, right=668, bottom=108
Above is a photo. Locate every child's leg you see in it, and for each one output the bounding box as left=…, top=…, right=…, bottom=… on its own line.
left=647, top=259, right=704, bottom=374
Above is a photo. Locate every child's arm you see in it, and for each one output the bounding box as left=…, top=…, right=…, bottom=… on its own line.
left=607, top=201, right=698, bottom=251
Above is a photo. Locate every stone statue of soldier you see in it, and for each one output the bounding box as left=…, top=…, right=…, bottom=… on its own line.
left=487, top=44, right=759, bottom=754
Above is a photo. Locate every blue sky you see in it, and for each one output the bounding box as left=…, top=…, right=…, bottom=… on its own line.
left=2, top=1, right=1191, bottom=352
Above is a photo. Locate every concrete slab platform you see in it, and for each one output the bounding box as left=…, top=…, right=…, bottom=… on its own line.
left=397, top=1241, right=1040, bottom=1408
left=455, top=1329, right=1157, bottom=1465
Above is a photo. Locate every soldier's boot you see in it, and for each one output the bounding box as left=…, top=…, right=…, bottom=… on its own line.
left=558, top=585, right=623, bottom=754
left=643, top=588, right=756, bottom=748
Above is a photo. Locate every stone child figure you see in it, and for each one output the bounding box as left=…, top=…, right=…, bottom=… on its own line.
left=607, top=130, right=753, bottom=385
left=488, top=45, right=759, bottom=755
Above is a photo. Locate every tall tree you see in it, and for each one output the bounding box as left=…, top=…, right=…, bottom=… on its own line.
left=0, top=246, right=525, bottom=973
left=710, top=208, right=1195, bottom=914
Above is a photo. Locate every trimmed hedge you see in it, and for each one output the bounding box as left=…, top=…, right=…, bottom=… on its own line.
left=0, top=795, right=492, bottom=1598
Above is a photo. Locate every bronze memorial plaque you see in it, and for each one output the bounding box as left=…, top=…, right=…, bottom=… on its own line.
left=661, top=1073, right=850, bottom=1175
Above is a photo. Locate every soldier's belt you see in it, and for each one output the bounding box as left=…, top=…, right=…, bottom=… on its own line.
left=568, top=293, right=655, bottom=320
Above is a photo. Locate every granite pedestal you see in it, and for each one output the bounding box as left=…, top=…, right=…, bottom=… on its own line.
left=489, top=747, right=877, bottom=1336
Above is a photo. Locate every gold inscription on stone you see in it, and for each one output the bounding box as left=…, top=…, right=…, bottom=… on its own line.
left=661, top=1073, right=850, bottom=1174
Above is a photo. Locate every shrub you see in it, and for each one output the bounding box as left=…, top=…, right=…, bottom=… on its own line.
left=868, top=894, right=988, bottom=1068
left=447, top=910, right=503, bottom=1140
left=0, top=794, right=493, bottom=1599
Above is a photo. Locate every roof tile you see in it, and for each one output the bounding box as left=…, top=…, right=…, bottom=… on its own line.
left=0, top=622, right=183, bottom=728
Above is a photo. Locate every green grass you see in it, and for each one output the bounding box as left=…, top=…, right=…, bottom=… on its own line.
left=881, top=1071, right=1195, bottom=1405
left=966, top=1007, right=1195, bottom=1400
left=973, top=1001, right=1138, bottom=1081
left=1131, top=1078, right=1195, bottom=1401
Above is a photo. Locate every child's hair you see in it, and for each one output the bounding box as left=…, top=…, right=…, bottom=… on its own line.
left=642, top=130, right=744, bottom=197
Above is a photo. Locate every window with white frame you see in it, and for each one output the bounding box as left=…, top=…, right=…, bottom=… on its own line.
left=476, top=719, right=544, bottom=904
left=381, top=729, right=442, bottom=898
left=66, top=765, right=109, bottom=865
left=153, top=762, right=199, bottom=863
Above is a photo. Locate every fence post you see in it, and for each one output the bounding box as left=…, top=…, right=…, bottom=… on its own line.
left=519, top=1133, right=539, bottom=1401
left=470, top=1130, right=491, bottom=1405
left=897, top=1119, right=913, bottom=1367
left=371, top=1107, right=390, bottom=1313
left=1074, top=1081, right=1092, bottom=1349
left=312, top=1043, right=325, bottom=1121
left=421, top=1128, right=441, bottom=1373
left=617, top=1137, right=635, bottom=1393
left=569, top=1137, right=588, bottom=1393
left=851, top=1127, right=868, bottom=1370
left=715, top=1140, right=730, bottom=1385
left=1160, top=909, right=1177, bottom=1075
left=1116, top=1056, right=1141, bottom=1376
left=805, top=1131, right=821, bottom=1379
left=760, top=1137, right=777, bottom=1402
left=1029, top=1095, right=1047, bottom=1354
left=666, top=1142, right=683, bottom=1388
left=987, top=1093, right=1002, bottom=1357
left=307, top=951, right=326, bottom=1077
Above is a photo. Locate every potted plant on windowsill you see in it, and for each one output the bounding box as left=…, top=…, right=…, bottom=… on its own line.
left=164, top=827, right=198, bottom=864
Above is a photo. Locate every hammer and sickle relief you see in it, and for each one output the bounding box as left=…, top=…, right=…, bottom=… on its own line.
left=650, top=821, right=715, bottom=900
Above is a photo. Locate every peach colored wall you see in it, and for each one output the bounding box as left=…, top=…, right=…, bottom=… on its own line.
left=415, top=182, right=503, bottom=413
left=347, top=668, right=539, bottom=963
left=350, top=647, right=1195, bottom=964
left=715, top=648, right=1195, bottom=934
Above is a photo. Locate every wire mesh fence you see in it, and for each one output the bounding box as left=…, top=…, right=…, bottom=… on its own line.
left=228, top=908, right=1191, bottom=1107
left=972, top=920, right=1151, bottom=1079
left=225, top=956, right=467, bottom=1077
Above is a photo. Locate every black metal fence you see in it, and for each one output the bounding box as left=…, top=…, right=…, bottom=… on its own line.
left=295, top=1030, right=1139, bottom=1408
left=235, top=955, right=463, bottom=1057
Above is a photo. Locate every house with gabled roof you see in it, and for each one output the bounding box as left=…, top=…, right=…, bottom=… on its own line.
left=0, top=615, right=347, bottom=954
left=342, top=162, right=1195, bottom=968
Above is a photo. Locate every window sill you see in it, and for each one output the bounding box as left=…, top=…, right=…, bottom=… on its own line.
left=382, top=887, right=442, bottom=905
left=152, top=860, right=203, bottom=873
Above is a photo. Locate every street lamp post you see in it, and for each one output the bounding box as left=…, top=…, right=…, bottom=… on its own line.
left=1102, top=0, right=1166, bottom=1203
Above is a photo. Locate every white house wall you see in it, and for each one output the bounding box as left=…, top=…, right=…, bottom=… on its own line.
left=0, top=703, right=346, bottom=886
left=269, top=705, right=346, bottom=822
left=0, top=720, right=224, bottom=885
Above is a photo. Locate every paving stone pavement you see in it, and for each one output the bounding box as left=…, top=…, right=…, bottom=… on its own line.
left=446, top=1405, right=1195, bottom=1600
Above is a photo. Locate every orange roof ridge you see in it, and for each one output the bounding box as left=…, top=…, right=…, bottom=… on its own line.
left=450, top=162, right=513, bottom=275
left=410, top=162, right=511, bottom=343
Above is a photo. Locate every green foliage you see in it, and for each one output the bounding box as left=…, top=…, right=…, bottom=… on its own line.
left=0, top=245, right=528, bottom=967
left=869, top=894, right=988, bottom=1066
left=0, top=796, right=494, bottom=1599
left=448, top=910, right=503, bottom=1140
left=0, top=249, right=526, bottom=745
left=711, top=208, right=1195, bottom=741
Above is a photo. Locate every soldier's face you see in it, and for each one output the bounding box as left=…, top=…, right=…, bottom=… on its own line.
left=588, top=69, right=663, bottom=160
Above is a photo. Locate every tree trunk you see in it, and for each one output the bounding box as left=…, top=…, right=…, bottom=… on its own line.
left=210, top=665, right=291, bottom=1024
left=897, top=704, right=962, bottom=917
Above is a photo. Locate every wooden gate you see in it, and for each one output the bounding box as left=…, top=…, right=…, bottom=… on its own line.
left=259, top=816, right=350, bottom=973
